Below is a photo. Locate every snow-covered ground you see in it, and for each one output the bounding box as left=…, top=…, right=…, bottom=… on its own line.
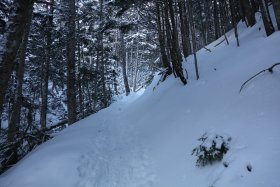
left=1, top=14, right=280, bottom=187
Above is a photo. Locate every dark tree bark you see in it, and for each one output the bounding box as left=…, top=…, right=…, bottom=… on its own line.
left=165, top=0, right=187, bottom=84
left=239, top=0, right=256, bottom=26
left=65, top=0, right=77, bottom=124
left=77, top=16, right=84, bottom=118
left=99, top=0, right=108, bottom=107
left=8, top=6, right=34, bottom=143
left=258, top=0, right=275, bottom=36
left=250, top=0, right=259, bottom=13
left=167, top=0, right=183, bottom=64
left=198, top=0, right=207, bottom=46
left=40, top=0, right=54, bottom=130
left=187, top=0, right=199, bottom=80
left=120, top=28, right=131, bottom=95
left=0, top=0, right=34, bottom=116
left=156, top=3, right=172, bottom=74
left=178, top=0, right=190, bottom=58
left=219, top=0, right=229, bottom=45
left=272, top=0, right=280, bottom=30
left=213, top=0, right=221, bottom=40
left=230, top=0, right=240, bottom=46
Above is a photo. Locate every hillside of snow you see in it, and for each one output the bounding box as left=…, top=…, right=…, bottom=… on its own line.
left=1, top=15, right=280, bottom=187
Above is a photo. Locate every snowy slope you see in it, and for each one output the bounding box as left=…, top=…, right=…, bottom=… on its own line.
left=1, top=16, right=280, bottom=187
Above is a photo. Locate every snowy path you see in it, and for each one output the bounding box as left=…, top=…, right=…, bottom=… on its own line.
left=76, top=100, right=156, bottom=187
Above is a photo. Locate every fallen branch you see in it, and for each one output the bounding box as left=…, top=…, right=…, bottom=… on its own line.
left=203, top=47, right=211, bottom=52
left=239, top=63, right=280, bottom=92
left=214, top=38, right=226, bottom=47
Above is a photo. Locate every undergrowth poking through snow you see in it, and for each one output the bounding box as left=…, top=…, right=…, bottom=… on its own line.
left=192, top=133, right=231, bottom=167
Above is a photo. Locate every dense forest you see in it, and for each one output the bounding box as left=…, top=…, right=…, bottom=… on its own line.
left=0, top=0, right=279, bottom=174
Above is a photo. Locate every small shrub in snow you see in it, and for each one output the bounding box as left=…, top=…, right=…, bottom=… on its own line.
left=192, top=133, right=231, bottom=167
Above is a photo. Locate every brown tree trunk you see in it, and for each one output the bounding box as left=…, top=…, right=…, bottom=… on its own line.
left=77, top=20, right=84, bottom=118
left=178, top=1, right=190, bottom=58
left=8, top=5, right=33, bottom=143
left=167, top=0, right=183, bottom=64
left=120, top=28, right=131, bottom=95
left=165, top=0, right=187, bottom=84
left=258, top=0, right=275, bottom=36
left=156, top=3, right=172, bottom=74
left=187, top=0, right=200, bottom=80
left=230, top=0, right=240, bottom=46
left=219, top=0, right=229, bottom=45
left=240, top=0, right=256, bottom=26
left=40, top=0, right=54, bottom=130
left=65, top=0, right=77, bottom=124
left=213, top=0, right=221, bottom=39
left=0, top=0, right=34, bottom=116
left=272, top=0, right=280, bottom=30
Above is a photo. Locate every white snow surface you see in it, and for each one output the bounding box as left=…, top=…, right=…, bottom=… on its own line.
left=1, top=19, right=280, bottom=187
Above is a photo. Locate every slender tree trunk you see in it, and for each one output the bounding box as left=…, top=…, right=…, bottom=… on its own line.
left=198, top=1, right=207, bottom=46
left=178, top=1, right=189, bottom=58
left=187, top=0, right=199, bottom=80
left=258, top=0, right=275, bottom=36
left=0, top=0, right=34, bottom=115
left=133, top=43, right=139, bottom=92
left=213, top=0, right=221, bottom=39
left=230, top=0, right=240, bottom=46
left=65, top=0, right=77, bottom=124
left=40, top=0, right=54, bottom=130
left=219, top=0, right=229, bottom=45
left=77, top=18, right=84, bottom=118
left=272, top=0, right=280, bottom=30
left=120, top=28, right=130, bottom=95
left=98, top=0, right=107, bottom=107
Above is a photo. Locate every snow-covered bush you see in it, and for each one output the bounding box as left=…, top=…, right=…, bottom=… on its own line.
left=192, top=133, right=231, bottom=167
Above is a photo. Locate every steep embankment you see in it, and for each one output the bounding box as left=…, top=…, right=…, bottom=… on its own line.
left=1, top=16, right=280, bottom=187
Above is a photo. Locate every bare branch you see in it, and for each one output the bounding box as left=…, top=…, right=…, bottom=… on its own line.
left=239, top=63, right=280, bottom=92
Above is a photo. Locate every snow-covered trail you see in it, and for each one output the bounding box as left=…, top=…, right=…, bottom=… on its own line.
left=76, top=94, right=156, bottom=187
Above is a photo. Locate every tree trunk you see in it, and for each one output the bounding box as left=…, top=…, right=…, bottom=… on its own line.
left=65, top=0, right=77, bottom=124
left=198, top=1, right=207, bottom=46
left=258, top=0, right=275, bottom=36
left=230, top=0, right=240, bottom=46
left=187, top=0, right=199, bottom=80
left=178, top=1, right=190, bottom=58
left=167, top=0, right=183, bottom=64
left=8, top=5, right=33, bottom=143
left=0, top=0, right=34, bottom=115
left=133, top=43, right=139, bottom=92
left=219, top=0, right=229, bottom=45
left=165, top=0, right=187, bottom=84
left=156, top=3, right=172, bottom=73
left=272, top=0, right=280, bottom=30
left=77, top=17, right=84, bottom=118
left=120, top=28, right=130, bottom=95
left=40, top=0, right=54, bottom=130
left=240, top=0, right=256, bottom=26
left=213, top=0, right=221, bottom=40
